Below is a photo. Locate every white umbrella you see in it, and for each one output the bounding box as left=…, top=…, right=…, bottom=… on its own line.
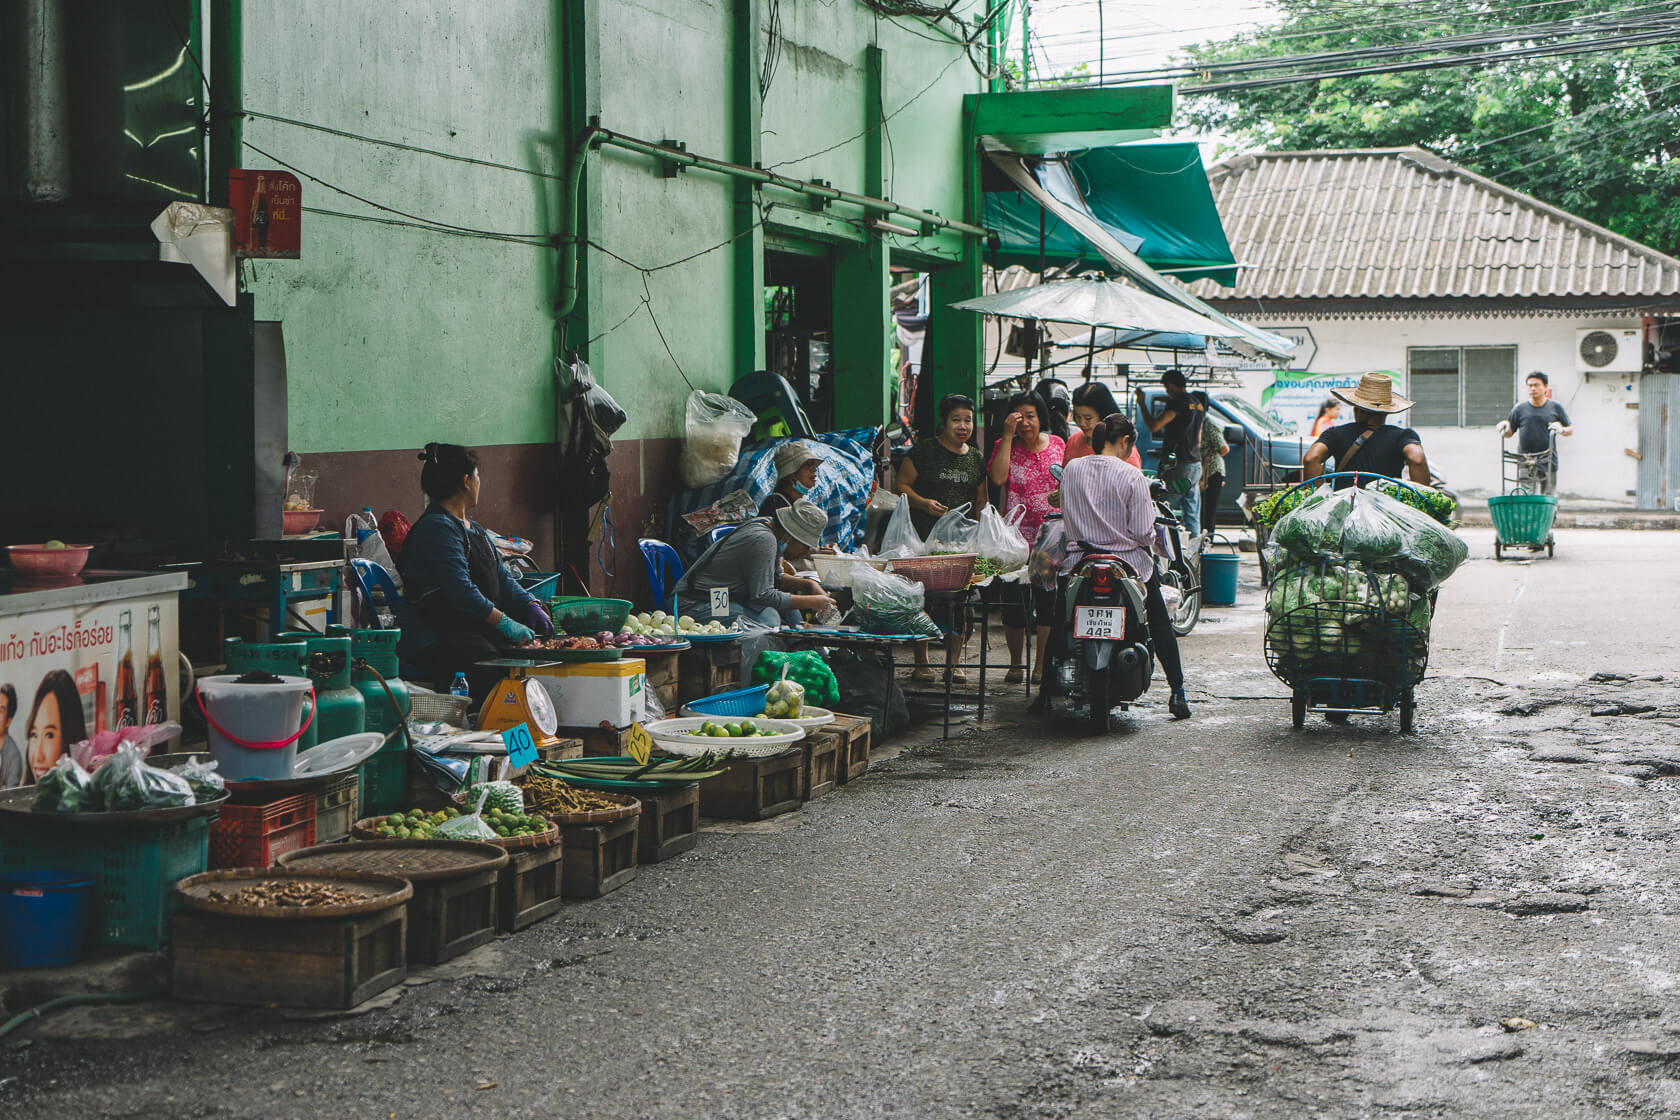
left=949, top=276, right=1245, bottom=340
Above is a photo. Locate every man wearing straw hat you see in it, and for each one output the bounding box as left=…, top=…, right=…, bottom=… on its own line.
left=1302, top=373, right=1432, bottom=487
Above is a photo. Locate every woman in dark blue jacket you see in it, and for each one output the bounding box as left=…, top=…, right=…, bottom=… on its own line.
left=395, top=443, right=553, bottom=698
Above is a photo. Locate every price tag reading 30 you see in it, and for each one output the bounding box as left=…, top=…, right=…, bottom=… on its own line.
left=503, top=722, right=538, bottom=769
left=627, top=722, right=653, bottom=765
left=709, top=587, right=730, bottom=620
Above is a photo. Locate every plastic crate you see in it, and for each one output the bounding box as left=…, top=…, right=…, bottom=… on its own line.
left=359, top=747, right=410, bottom=818
left=209, top=795, right=316, bottom=869
left=682, top=684, right=769, bottom=718
left=548, top=596, right=632, bottom=635
left=0, top=816, right=209, bottom=950
left=315, top=771, right=361, bottom=844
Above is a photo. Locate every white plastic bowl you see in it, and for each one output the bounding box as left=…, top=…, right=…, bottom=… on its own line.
left=644, top=716, right=806, bottom=758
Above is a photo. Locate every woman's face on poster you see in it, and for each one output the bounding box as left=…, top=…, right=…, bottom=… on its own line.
left=27, top=692, right=64, bottom=778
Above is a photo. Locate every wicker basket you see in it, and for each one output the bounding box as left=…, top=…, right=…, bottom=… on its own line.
left=884, top=553, right=977, bottom=593
left=407, top=691, right=471, bottom=726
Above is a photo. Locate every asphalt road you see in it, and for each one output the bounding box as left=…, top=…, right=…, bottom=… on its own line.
left=4, top=528, right=1679, bottom=1119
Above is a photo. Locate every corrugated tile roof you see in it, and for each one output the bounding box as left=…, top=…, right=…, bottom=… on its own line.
left=1189, top=148, right=1680, bottom=302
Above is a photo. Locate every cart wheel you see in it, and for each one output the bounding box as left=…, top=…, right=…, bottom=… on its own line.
left=1493, top=539, right=1503, bottom=561
left=1291, top=689, right=1306, bottom=729
left=1546, top=536, right=1555, bottom=558
left=1399, top=688, right=1415, bottom=733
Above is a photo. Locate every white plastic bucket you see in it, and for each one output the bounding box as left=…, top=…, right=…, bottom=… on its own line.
left=196, top=674, right=314, bottom=781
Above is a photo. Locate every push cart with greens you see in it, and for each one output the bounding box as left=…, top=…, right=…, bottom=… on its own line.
left=1261, top=473, right=1465, bottom=732
left=1489, top=430, right=1558, bottom=560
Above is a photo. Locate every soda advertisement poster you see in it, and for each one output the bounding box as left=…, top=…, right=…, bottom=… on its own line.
left=0, top=594, right=180, bottom=790
left=229, top=168, right=302, bottom=259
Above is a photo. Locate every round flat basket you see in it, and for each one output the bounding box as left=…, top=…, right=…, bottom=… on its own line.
left=681, top=632, right=742, bottom=646
left=548, top=792, right=642, bottom=826
left=0, top=786, right=229, bottom=827
left=278, top=839, right=508, bottom=880
left=645, top=716, right=805, bottom=759
left=352, top=816, right=560, bottom=850
left=175, top=867, right=412, bottom=920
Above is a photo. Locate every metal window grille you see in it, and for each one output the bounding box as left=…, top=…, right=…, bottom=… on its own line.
left=1407, top=346, right=1516, bottom=426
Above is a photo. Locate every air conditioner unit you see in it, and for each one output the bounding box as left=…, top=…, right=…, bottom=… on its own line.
left=1575, top=327, right=1643, bottom=374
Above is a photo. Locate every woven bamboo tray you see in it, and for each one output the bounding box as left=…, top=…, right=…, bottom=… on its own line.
left=175, top=868, right=412, bottom=920
left=279, top=839, right=508, bottom=881
left=351, top=816, right=560, bottom=850
left=542, top=792, right=642, bottom=827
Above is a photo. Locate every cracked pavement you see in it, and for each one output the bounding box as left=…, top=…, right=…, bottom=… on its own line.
left=2, top=528, right=1677, bottom=1118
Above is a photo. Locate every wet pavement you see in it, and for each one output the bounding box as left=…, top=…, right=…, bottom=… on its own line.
left=3, top=528, right=1679, bottom=1118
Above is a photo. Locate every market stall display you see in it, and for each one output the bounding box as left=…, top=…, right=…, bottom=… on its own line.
left=645, top=716, right=806, bottom=758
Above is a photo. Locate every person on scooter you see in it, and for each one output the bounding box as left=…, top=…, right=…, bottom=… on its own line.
left=1059, top=413, right=1191, bottom=720
left=1301, top=373, right=1431, bottom=486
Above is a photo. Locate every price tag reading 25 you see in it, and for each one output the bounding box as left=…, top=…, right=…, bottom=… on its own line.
left=627, top=722, right=653, bottom=765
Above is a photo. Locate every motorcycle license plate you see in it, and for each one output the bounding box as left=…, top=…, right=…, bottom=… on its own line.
left=1074, top=605, right=1125, bottom=640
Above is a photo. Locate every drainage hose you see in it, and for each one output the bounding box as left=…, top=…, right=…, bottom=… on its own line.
left=0, top=989, right=163, bottom=1041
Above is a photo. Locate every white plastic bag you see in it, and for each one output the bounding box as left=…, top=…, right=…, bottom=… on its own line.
left=925, top=504, right=979, bottom=554
left=878, top=495, right=926, bottom=559
left=680, top=391, right=759, bottom=488
left=345, top=511, right=404, bottom=591
left=976, top=505, right=1030, bottom=573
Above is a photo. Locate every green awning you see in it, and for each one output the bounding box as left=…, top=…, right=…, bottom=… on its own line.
left=983, top=142, right=1239, bottom=288
left=1069, top=144, right=1239, bottom=287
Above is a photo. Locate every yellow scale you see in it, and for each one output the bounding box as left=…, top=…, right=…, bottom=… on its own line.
left=473, top=659, right=563, bottom=750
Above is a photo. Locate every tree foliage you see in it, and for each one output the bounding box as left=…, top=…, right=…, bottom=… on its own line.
left=1177, top=0, right=1680, bottom=256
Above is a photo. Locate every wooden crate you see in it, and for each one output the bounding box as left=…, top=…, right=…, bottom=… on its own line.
left=407, top=866, right=502, bottom=965
left=637, top=783, right=700, bottom=863
left=699, top=750, right=803, bottom=821
left=802, top=730, right=842, bottom=801
left=643, top=650, right=682, bottom=713
left=828, top=713, right=873, bottom=785
left=558, top=725, right=632, bottom=758
left=171, top=906, right=407, bottom=1010
left=677, top=644, right=742, bottom=704
left=499, top=843, right=566, bottom=932
left=561, top=817, right=639, bottom=898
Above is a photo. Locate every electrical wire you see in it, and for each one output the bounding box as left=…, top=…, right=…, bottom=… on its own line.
left=765, top=50, right=965, bottom=171
left=238, top=109, right=565, bottom=182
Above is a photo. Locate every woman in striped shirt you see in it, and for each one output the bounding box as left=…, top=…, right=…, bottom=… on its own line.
left=1059, top=412, right=1192, bottom=720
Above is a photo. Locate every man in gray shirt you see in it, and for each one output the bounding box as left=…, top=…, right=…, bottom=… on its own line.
left=1498, top=370, right=1573, bottom=493
left=0, top=685, right=23, bottom=789
left=676, top=499, right=836, bottom=626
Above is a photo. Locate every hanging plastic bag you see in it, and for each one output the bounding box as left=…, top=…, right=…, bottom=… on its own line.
left=569, top=356, right=628, bottom=436
left=1028, top=516, right=1069, bottom=590
left=977, top=505, right=1030, bottom=573
left=680, top=391, right=759, bottom=488
left=89, top=744, right=195, bottom=811
left=877, top=494, right=926, bottom=559
left=925, top=503, right=979, bottom=554
left=345, top=510, right=404, bottom=591
left=851, top=563, right=942, bottom=639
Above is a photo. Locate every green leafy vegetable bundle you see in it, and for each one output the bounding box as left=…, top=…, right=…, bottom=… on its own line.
left=1264, top=559, right=1431, bottom=684
left=1367, top=478, right=1459, bottom=527
left=1250, top=486, right=1323, bottom=528
left=1273, top=486, right=1467, bottom=590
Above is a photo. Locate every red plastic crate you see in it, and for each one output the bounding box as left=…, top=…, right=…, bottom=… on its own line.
left=209, top=794, right=317, bottom=869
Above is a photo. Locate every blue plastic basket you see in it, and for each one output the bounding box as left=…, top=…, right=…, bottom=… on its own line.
left=683, top=685, right=769, bottom=718
left=0, top=870, right=96, bottom=968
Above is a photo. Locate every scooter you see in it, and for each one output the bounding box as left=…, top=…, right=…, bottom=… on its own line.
left=1151, top=480, right=1202, bottom=637
left=1029, top=514, right=1159, bottom=732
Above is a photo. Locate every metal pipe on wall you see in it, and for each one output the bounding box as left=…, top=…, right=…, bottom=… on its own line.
left=19, top=0, right=71, bottom=200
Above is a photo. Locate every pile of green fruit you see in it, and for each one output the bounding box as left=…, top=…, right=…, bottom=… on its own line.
left=753, top=650, right=839, bottom=707
left=688, top=720, right=781, bottom=738
left=368, top=808, right=460, bottom=839
left=478, top=807, right=550, bottom=838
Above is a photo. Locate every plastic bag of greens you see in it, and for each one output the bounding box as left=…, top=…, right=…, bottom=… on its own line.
left=850, top=562, right=943, bottom=639
left=437, top=789, right=498, bottom=841
left=1272, top=488, right=1346, bottom=561
left=461, top=781, right=523, bottom=814
left=1368, top=477, right=1459, bottom=527
left=877, top=495, right=926, bottom=559
left=170, top=758, right=226, bottom=804
left=32, top=756, right=98, bottom=813
left=925, top=504, right=979, bottom=554
left=976, top=504, right=1029, bottom=574
left=679, top=391, right=759, bottom=488
left=90, top=744, right=194, bottom=812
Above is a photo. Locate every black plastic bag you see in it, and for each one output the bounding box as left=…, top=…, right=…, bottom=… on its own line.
left=570, top=357, right=627, bottom=436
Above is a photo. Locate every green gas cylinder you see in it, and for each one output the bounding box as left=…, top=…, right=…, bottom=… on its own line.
left=328, top=626, right=411, bottom=737
left=223, top=638, right=316, bottom=750
left=282, top=633, right=366, bottom=743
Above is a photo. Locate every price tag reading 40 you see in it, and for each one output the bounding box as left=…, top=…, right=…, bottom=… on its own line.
left=626, top=722, right=653, bottom=766
left=709, top=587, right=730, bottom=620
left=503, top=722, right=538, bottom=769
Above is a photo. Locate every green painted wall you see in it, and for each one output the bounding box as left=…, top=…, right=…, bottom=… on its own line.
left=239, top=2, right=562, bottom=454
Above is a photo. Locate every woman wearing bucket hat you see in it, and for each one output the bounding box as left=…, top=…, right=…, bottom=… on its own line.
left=759, top=441, right=830, bottom=520
left=677, top=498, right=837, bottom=627
left=1303, top=373, right=1432, bottom=487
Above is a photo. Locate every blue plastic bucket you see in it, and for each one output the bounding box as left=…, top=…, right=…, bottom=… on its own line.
left=1202, top=552, right=1240, bottom=606
left=0, top=870, right=96, bottom=969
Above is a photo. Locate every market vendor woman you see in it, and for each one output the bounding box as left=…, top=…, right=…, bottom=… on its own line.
left=675, top=499, right=836, bottom=626
left=396, top=443, right=554, bottom=699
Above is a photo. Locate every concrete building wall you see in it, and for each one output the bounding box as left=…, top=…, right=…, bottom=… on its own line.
left=1234, top=315, right=1644, bottom=503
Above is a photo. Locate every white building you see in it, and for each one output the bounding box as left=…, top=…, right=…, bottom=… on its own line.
left=1193, top=148, right=1680, bottom=506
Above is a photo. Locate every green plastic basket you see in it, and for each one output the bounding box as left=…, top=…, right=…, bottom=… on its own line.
left=1487, top=494, right=1557, bottom=545
left=0, top=816, right=209, bottom=950
left=548, top=596, right=633, bottom=635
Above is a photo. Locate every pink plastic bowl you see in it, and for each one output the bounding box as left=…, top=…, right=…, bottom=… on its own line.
left=282, top=508, right=323, bottom=534
left=8, top=544, right=93, bottom=578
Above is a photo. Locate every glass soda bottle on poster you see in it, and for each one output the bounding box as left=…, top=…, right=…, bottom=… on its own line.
left=113, top=609, right=138, bottom=729
left=251, top=174, right=270, bottom=248
left=143, top=605, right=166, bottom=725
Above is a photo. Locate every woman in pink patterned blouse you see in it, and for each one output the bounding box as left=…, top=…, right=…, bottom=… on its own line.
left=987, top=390, right=1065, bottom=683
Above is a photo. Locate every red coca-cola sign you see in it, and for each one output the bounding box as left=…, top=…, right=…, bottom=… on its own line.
left=229, top=169, right=301, bottom=259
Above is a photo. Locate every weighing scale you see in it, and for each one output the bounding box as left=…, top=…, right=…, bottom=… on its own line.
left=474, top=659, right=564, bottom=750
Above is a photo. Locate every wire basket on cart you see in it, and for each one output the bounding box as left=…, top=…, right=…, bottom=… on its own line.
left=1265, top=593, right=1429, bottom=731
